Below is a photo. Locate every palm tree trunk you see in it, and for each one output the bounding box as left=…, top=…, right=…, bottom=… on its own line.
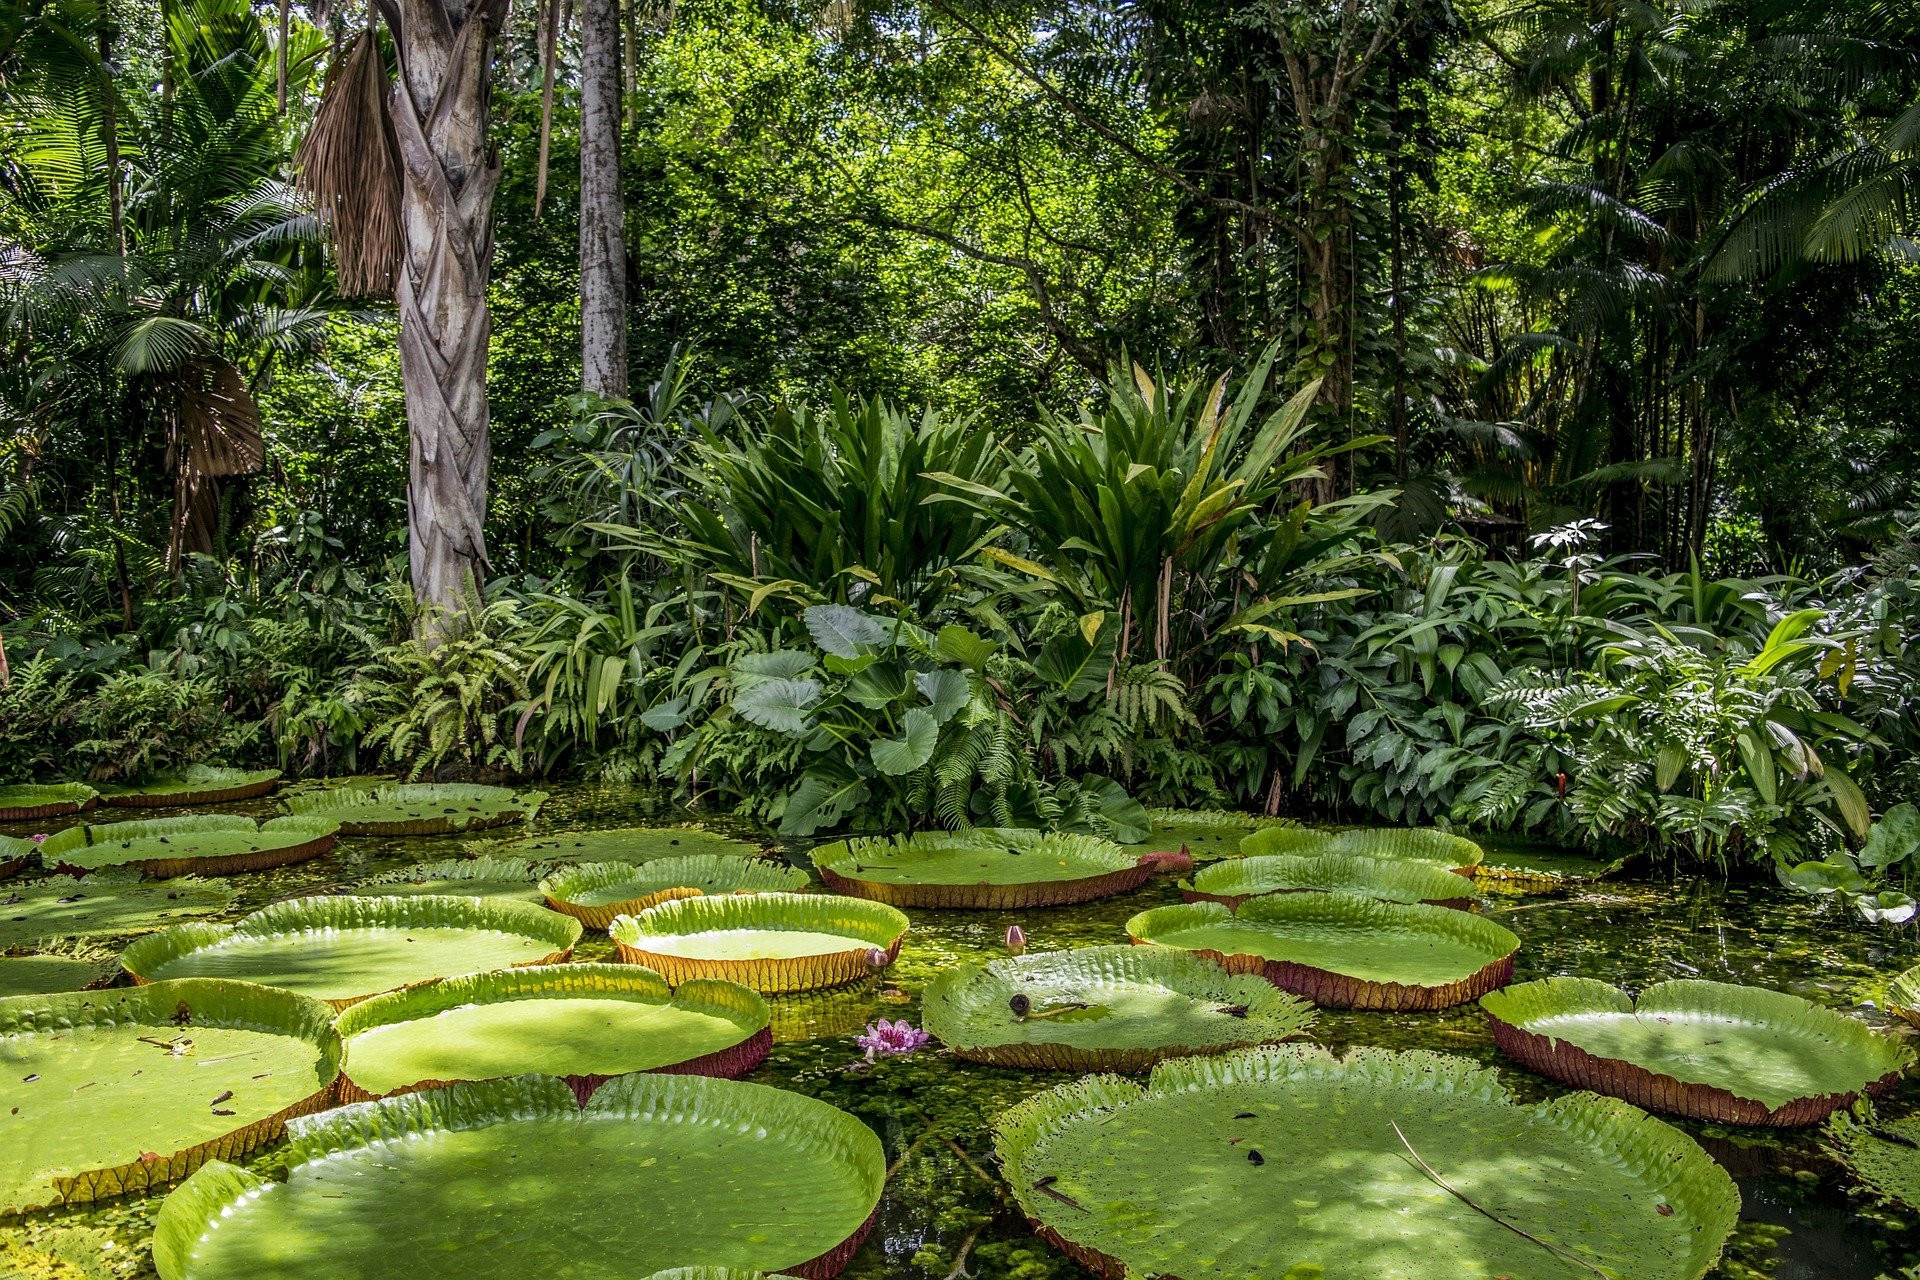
left=579, top=0, right=627, bottom=395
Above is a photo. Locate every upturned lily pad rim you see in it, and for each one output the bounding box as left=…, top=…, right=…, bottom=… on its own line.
left=282, top=783, right=549, bottom=835
left=0, top=978, right=342, bottom=1214
left=991, top=1043, right=1740, bottom=1280
left=39, top=815, right=340, bottom=877
left=1481, top=976, right=1912, bottom=1125
left=610, top=892, right=908, bottom=993
left=152, top=1072, right=887, bottom=1280
left=922, top=944, right=1315, bottom=1072
left=1240, top=824, right=1486, bottom=871
left=0, top=834, right=35, bottom=879
left=811, top=830, right=1158, bottom=909
left=1888, top=962, right=1920, bottom=1029
left=504, top=824, right=767, bottom=863
left=350, top=856, right=550, bottom=894
left=1184, top=851, right=1476, bottom=908
left=0, top=783, right=101, bottom=821
left=540, top=857, right=811, bottom=929
left=98, top=767, right=282, bottom=808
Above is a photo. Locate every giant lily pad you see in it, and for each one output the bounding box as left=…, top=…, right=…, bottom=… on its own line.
left=98, top=767, right=282, bottom=809
left=541, top=856, right=811, bottom=929
left=333, top=964, right=772, bottom=1101
left=120, top=895, right=583, bottom=1009
left=1829, top=1109, right=1920, bottom=1209
left=1139, top=808, right=1292, bottom=862
left=39, top=816, right=338, bottom=878
left=611, top=893, right=907, bottom=994
left=1473, top=846, right=1630, bottom=894
left=1481, top=977, right=1910, bottom=1127
left=1127, top=894, right=1519, bottom=1010
left=283, top=783, right=547, bottom=836
left=0, top=954, right=118, bottom=997
left=993, top=1045, right=1739, bottom=1280
left=0, top=784, right=99, bottom=823
left=152, top=1073, right=886, bottom=1280
left=811, top=830, right=1177, bottom=909
left=1182, top=851, right=1476, bottom=909
left=1241, top=824, right=1485, bottom=873
left=922, top=945, right=1314, bottom=1072
left=0, top=980, right=341, bottom=1214
left=0, top=874, right=236, bottom=950
left=508, top=825, right=762, bottom=864
left=349, top=857, right=548, bottom=905
left=0, top=835, right=34, bottom=882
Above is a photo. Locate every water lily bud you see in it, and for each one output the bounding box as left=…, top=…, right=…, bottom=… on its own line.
left=1005, top=925, right=1027, bottom=955
left=864, top=947, right=890, bottom=970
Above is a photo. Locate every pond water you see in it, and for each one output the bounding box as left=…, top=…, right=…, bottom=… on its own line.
left=5, top=782, right=1920, bottom=1280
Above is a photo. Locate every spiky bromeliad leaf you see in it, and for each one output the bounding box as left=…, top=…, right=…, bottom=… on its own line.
left=282, top=783, right=547, bottom=836
left=0, top=783, right=101, bottom=822
left=0, top=980, right=342, bottom=1215
left=151, top=1073, right=886, bottom=1280
left=539, top=856, right=810, bottom=929
left=811, top=829, right=1163, bottom=909
left=332, top=963, right=772, bottom=1100
left=1482, top=977, right=1911, bottom=1127
left=609, top=892, right=907, bottom=993
left=804, top=604, right=891, bottom=659
left=1184, top=852, right=1477, bottom=909
left=39, top=815, right=340, bottom=878
left=0, top=874, right=236, bottom=950
left=870, top=708, right=938, bottom=777
left=923, top=945, right=1314, bottom=1072
left=733, top=677, right=822, bottom=735
left=992, top=1044, right=1739, bottom=1280
left=348, top=858, right=549, bottom=905
left=508, top=825, right=763, bottom=864
left=1140, top=808, right=1293, bottom=862
left=120, top=895, right=583, bottom=1009
left=1241, top=824, right=1485, bottom=873
left=1127, top=893, right=1519, bottom=1010
left=98, top=766, right=282, bottom=808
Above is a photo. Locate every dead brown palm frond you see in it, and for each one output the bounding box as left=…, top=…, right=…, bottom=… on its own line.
left=294, top=27, right=402, bottom=297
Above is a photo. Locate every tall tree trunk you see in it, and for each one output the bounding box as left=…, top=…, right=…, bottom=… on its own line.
left=579, top=0, right=626, bottom=395
left=387, top=0, right=508, bottom=624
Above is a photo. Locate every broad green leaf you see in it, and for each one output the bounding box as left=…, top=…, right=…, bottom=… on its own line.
left=803, top=604, right=889, bottom=658
left=935, top=624, right=996, bottom=671
left=916, top=668, right=971, bottom=723
left=845, top=662, right=909, bottom=709
left=1035, top=620, right=1117, bottom=702
left=1655, top=743, right=1689, bottom=792
left=870, top=708, right=938, bottom=776
left=729, top=650, right=818, bottom=686
left=1736, top=729, right=1777, bottom=804
left=1825, top=769, right=1872, bottom=839
left=980, top=546, right=1060, bottom=583
left=732, top=677, right=821, bottom=734
left=1859, top=803, right=1920, bottom=870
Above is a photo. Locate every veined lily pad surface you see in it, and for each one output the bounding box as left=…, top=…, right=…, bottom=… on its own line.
left=0, top=980, right=341, bottom=1214
left=283, top=783, right=547, bottom=836
left=1139, top=808, right=1292, bottom=862
left=508, top=825, right=762, bottom=864
left=0, top=954, right=118, bottom=996
left=994, top=1045, right=1739, bottom=1280
left=1888, top=962, right=1920, bottom=1029
left=98, top=767, right=281, bottom=808
left=1183, top=851, right=1476, bottom=909
left=0, top=784, right=100, bottom=823
left=1830, top=1111, right=1920, bottom=1209
left=541, top=856, right=811, bottom=929
left=348, top=857, right=549, bottom=905
left=152, top=1073, right=886, bottom=1280
left=922, top=945, right=1314, bottom=1072
left=1241, top=824, right=1486, bottom=873
left=40, top=816, right=338, bottom=878
left=812, top=830, right=1169, bottom=909
left=1481, top=977, right=1910, bottom=1126
left=0, top=874, right=236, bottom=949
left=334, top=964, right=772, bottom=1100
left=1127, top=893, right=1519, bottom=1009
left=120, top=895, right=582, bottom=1008
left=611, top=893, right=907, bottom=993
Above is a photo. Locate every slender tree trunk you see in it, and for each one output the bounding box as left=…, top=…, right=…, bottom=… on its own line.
left=276, top=0, right=290, bottom=112
left=97, top=28, right=125, bottom=256
left=387, top=0, right=508, bottom=625
left=578, top=0, right=627, bottom=395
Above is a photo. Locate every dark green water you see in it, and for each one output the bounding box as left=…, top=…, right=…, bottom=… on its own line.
left=4, top=783, right=1919, bottom=1280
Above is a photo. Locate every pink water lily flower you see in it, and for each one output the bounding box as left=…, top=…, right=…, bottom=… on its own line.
left=1005, top=925, right=1027, bottom=956
left=857, top=1019, right=931, bottom=1062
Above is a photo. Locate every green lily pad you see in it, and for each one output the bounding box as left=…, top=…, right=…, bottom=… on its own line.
left=508, top=825, right=762, bottom=864
left=540, top=857, right=811, bottom=929
left=611, top=892, right=907, bottom=993
left=120, top=895, right=583, bottom=1009
left=0, top=955, right=118, bottom=997
left=1829, top=1109, right=1920, bottom=1209
left=1183, top=851, right=1476, bottom=908
left=0, top=835, right=35, bottom=881
left=98, top=767, right=282, bottom=809
left=39, top=816, right=339, bottom=878
left=1472, top=845, right=1628, bottom=893
left=994, top=1045, right=1739, bottom=1280
left=0, top=980, right=342, bottom=1214
left=1481, top=977, right=1910, bottom=1126
left=1138, top=808, right=1292, bottom=862
left=812, top=830, right=1160, bottom=909
left=152, top=1073, right=886, bottom=1280
left=0, top=784, right=100, bottom=823
left=349, top=857, right=548, bottom=904
left=0, top=875, right=237, bottom=950
left=922, top=945, right=1314, bottom=1072
left=1887, top=962, right=1920, bottom=1029
left=283, top=783, right=547, bottom=836
left=1127, top=893, right=1519, bottom=1009
left=333, top=963, right=771, bottom=1099
left=1241, top=824, right=1486, bottom=872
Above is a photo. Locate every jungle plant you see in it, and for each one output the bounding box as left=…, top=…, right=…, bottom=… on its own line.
left=352, top=597, right=532, bottom=780
left=67, top=667, right=249, bottom=782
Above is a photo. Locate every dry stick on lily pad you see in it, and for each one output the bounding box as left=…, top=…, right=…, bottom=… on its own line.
left=610, top=892, right=907, bottom=993
left=0, top=980, right=342, bottom=1214
left=507, top=824, right=763, bottom=864
left=40, top=815, right=340, bottom=878
left=332, top=963, right=771, bottom=1101
left=1139, top=808, right=1294, bottom=862
left=992, top=1044, right=1739, bottom=1280
left=541, top=856, right=810, bottom=929
left=98, top=767, right=282, bottom=808
left=282, top=783, right=547, bottom=836
left=120, top=894, right=582, bottom=1009
left=348, top=857, right=551, bottom=905
left=150, top=1073, right=886, bottom=1280
left=1480, top=977, right=1912, bottom=1126
left=922, top=945, right=1315, bottom=1072
left=0, top=783, right=100, bottom=823
left=811, top=829, right=1187, bottom=910
left=1241, top=824, right=1486, bottom=874
left=1182, top=851, right=1477, bottom=909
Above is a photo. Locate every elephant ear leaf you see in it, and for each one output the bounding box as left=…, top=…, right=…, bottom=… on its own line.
left=1034, top=619, right=1116, bottom=702
left=731, top=650, right=818, bottom=688
left=1860, top=803, right=1920, bottom=870
left=846, top=662, right=910, bottom=710
left=779, top=768, right=870, bottom=837
left=733, top=677, right=821, bottom=734
left=916, top=669, right=971, bottom=724
left=806, top=605, right=890, bottom=658
left=936, top=625, right=997, bottom=672
left=871, top=709, right=938, bottom=776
